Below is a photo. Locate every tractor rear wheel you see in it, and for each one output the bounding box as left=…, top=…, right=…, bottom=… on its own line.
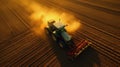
left=59, top=42, right=63, bottom=48
left=51, top=34, right=57, bottom=41
left=59, top=41, right=65, bottom=48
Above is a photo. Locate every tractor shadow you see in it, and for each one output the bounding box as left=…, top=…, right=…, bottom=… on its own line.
left=48, top=37, right=101, bottom=67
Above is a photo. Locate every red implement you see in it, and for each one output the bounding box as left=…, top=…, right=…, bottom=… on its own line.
left=67, top=40, right=91, bottom=58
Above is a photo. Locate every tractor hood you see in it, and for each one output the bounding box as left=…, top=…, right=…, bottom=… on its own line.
left=61, top=31, right=71, bottom=42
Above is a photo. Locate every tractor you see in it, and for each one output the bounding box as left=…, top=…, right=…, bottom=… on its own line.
left=45, top=20, right=91, bottom=60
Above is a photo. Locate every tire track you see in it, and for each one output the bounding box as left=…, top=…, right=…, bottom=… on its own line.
left=70, top=0, right=120, bottom=15
left=21, top=43, right=53, bottom=67
left=0, top=32, right=37, bottom=65
left=5, top=37, right=42, bottom=66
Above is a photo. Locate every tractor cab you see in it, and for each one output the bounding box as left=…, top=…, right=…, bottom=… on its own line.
left=53, top=21, right=72, bottom=42
left=45, top=20, right=73, bottom=48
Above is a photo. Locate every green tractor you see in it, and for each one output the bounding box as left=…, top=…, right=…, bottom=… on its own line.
left=45, top=20, right=91, bottom=60
left=45, top=20, right=74, bottom=48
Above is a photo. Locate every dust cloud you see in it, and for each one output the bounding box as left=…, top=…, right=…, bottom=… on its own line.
left=19, top=0, right=81, bottom=36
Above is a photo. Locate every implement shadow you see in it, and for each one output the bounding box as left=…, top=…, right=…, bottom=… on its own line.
left=49, top=38, right=101, bottom=67
left=44, top=28, right=101, bottom=67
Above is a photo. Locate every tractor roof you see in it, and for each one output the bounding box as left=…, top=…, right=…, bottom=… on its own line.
left=53, top=22, right=65, bottom=29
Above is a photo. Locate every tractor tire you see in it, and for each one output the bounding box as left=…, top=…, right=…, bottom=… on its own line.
left=51, top=34, right=57, bottom=42
left=59, top=41, right=65, bottom=48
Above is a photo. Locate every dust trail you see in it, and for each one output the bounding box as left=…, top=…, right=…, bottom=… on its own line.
left=19, top=0, right=81, bottom=36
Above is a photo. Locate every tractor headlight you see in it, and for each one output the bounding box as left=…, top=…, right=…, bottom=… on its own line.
left=53, top=31, right=56, bottom=34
